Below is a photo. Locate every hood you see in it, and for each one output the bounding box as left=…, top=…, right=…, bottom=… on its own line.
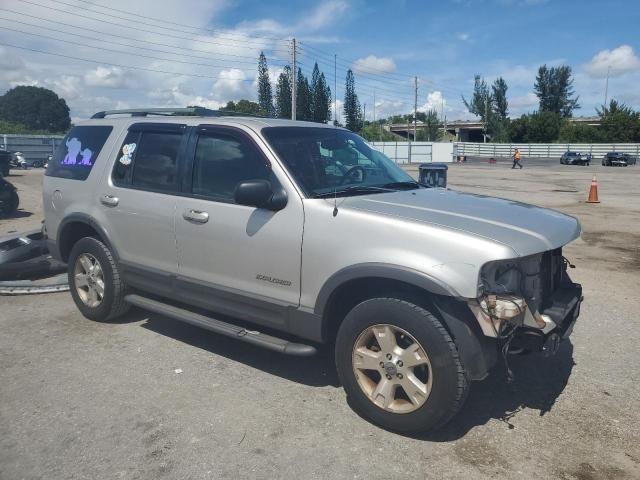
left=343, top=188, right=581, bottom=257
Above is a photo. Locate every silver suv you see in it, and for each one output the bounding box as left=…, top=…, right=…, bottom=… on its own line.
left=43, top=108, right=583, bottom=433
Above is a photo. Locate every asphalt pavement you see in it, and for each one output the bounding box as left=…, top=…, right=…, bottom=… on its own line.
left=1, top=164, right=639, bottom=479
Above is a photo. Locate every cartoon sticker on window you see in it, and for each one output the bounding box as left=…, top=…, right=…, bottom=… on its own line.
left=62, top=137, right=94, bottom=166
left=119, top=143, right=136, bottom=166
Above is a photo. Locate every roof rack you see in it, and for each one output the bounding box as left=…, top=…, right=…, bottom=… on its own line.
left=90, top=107, right=273, bottom=119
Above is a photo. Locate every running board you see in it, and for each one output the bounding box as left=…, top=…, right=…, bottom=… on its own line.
left=124, top=294, right=317, bottom=356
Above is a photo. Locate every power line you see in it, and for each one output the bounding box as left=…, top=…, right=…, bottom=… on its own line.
left=0, top=41, right=257, bottom=81
left=52, top=0, right=290, bottom=42
left=301, top=41, right=467, bottom=97
left=0, top=8, right=288, bottom=63
left=0, top=25, right=288, bottom=71
left=14, top=0, right=289, bottom=49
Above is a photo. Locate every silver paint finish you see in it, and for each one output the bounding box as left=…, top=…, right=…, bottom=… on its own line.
left=44, top=114, right=581, bottom=322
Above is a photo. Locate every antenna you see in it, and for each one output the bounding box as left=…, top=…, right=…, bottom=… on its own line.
left=334, top=54, right=337, bottom=124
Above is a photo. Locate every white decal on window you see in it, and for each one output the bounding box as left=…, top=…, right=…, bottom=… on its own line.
left=119, top=143, right=136, bottom=166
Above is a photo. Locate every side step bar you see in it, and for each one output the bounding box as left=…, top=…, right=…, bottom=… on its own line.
left=125, top=294, right=317, bottom=356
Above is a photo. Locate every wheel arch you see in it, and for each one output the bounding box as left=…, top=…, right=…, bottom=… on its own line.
left=57, top=213, right=119, bottom=263
left=315, top=264, right=496, bottom=381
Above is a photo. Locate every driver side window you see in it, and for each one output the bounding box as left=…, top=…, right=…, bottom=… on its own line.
left=191, top=131, right=276, bottom=203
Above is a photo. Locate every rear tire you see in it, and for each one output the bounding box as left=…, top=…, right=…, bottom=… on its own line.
left=335, top=298, right=469, bottom=433
left=68, top=237, right=130, bottom=322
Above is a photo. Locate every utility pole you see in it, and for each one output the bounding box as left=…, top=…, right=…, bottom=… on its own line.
left=483, top=93, right=488, bottom=143
left=373, top=89, right=377, bottom=141
left=603, top=65, right=611, bottom=113
left=334, top=54, right=337, bottom=124
left=441, top=98, right=447, bottom=140
left=291, top=38, right=297, bottom=121
left=413, top=76, right=418, bottom=142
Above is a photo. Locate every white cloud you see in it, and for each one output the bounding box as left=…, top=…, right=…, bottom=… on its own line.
left=421, top=91, right=445, bottom=112
left=584, top=45, right=640, bottom=78
left=456, top=32, right=470, bottom=41
left=509, top=92, right=538, bottom=115
left=213, top=68, right=251, bottom=100
left=299, top=0, right=348, bottom=31
left=83, top=66, right=133, bottom=88
left=352, top=55, right=396, bottom=75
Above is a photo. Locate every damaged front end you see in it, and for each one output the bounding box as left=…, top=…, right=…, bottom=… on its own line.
left=469, top=248, right=583, bottom=358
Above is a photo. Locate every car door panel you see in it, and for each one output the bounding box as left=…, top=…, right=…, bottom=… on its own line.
left=97, top=123, right=187, bottom=292
left=174, top=125, right=304, bottom=328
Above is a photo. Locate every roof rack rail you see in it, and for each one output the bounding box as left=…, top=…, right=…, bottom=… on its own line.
left=91, top=107, right=223, bottom=119
left=91, top=107, right=274, bottom=119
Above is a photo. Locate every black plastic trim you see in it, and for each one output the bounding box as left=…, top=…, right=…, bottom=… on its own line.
left=432, top=296, right=497, bottom=381
left=56, top=213, right=120, bottom=262
left=125, top=294, right=317, bottom=356
left=314, top=263, right=460, bottom=317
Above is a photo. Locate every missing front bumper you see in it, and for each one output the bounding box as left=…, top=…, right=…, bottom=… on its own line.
left=510, top=283, right=583, bottom=355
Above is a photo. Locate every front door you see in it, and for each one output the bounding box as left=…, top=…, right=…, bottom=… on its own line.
left=174, top=125, right=304, bottom=328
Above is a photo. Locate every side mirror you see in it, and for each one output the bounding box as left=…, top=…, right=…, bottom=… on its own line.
left=234, top=180, right=287, bottom=211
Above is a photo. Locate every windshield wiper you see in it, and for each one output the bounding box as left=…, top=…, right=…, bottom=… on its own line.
left=379, top=180, right=422, bottom=190
left=312, top=185, right=395, bottom=198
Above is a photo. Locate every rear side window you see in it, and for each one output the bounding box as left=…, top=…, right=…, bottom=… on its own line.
left=46, top=126, right=112, bottom=180
left=112, top=127, right=184, bottom=193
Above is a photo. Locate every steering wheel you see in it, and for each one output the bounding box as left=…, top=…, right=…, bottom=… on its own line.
left=338, top=165, right=367, bottom=185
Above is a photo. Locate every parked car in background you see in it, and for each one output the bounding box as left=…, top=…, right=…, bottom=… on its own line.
left=619, top=153, right=637, bottom=166
left=9, top=151, right=28, bottom=170
left=0, top=175, right=19, bottom=217
left=560, top=151, right=590, bottom=165
left=0, top=150, right=11, bottom=177
left=602, top=152, right=634, bottom=167
left=24, top=157, right=47, bottom=168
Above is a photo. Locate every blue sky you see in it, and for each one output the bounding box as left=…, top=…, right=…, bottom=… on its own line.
left=0, top=0, right=638, bottom=122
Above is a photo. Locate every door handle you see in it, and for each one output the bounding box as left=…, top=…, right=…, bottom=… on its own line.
left=100, top=194, right=119, bottom=207
left=182, top=209, right=209, bottom=223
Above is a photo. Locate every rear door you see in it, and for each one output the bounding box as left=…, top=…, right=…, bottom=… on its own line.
left=173, top=125, right=304, bottom=329
left=97, top=122, right=188, bottom=296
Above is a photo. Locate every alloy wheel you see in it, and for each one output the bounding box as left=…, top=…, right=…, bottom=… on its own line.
left=352, top=324, right=433, bottom=414
left=74, top=253, right=105, bottom=308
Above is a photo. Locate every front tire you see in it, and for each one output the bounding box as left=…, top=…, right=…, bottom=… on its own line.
left=68, top=237, right=130, bottom=322
left=335, top=298, right=469, bottom=433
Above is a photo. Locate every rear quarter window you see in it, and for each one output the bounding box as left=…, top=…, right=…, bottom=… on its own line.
left=46, top=125, right=113, bottom=180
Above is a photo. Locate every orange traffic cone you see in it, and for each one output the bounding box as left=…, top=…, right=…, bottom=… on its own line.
left=586, top=175, right=600, bottom=203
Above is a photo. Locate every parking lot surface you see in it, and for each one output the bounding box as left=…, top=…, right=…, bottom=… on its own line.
left=1, top=163, right=640, bottom=479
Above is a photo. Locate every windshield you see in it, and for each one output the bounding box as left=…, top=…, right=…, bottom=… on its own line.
left=262, top=126, right=417, bottom=197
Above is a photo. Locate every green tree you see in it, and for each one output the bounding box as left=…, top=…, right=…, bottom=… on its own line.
left=463, top=75, right=502, bottom=140
left=310, top=63, right=331, bottom=123
left=257, top=52, right=274, bottom=116
left=508, top=112, right=561, bottom=143
left=296, top=68, right=312, bottom=121
left=599, top=107, right=640, bottom=142
left=343, top=69, right=363, bottom=132
left=558, top=121, right=602, bottom=143
left=462, top=75, right=493, bottom=123
left=358, top=122, right=397, bottom=141
left=0, top=85, right=70, bottom=132
left=221, top=99, right=261, bottom=115
left=275, top=65, right=292, bottom=119
left=416, top=109, right=440, bottom=141
left=492, top=77, right=508, bottom=120
left=534, top=65, right=580, bottom=117
left=508, top=116, right=529, bottom=143
left=596, top=99, right=634, bottom=117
